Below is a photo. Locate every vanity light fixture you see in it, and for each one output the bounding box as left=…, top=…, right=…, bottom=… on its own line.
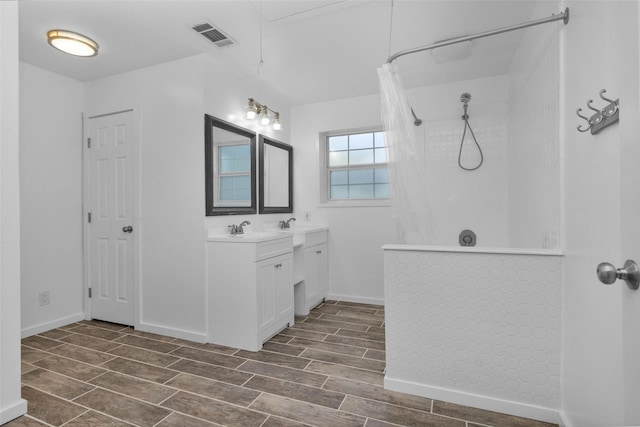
left=245, top=98, right=281, bottom=131
left=47, top=29, right=99, bottom=57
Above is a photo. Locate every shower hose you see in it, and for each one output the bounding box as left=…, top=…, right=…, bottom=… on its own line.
left=458, top=104, right=483, bottom=171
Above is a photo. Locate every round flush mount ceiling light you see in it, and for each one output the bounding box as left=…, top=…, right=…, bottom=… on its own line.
left=47, top=30, right=99, bottom=57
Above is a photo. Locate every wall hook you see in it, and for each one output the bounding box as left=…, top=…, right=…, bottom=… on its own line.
left=599, top=89, right=618, bottom=117
left=576, top=108, right=591, bottom=132
left=576, top=89, right=619, bottom=135
left=586, top=100, right=603, bottom=124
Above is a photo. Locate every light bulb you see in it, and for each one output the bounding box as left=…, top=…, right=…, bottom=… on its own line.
left=246, top=99, right=257, bottom=120
left=273, top=113, right=282, bottom=131
left=260, top=107, right=270, bottom=126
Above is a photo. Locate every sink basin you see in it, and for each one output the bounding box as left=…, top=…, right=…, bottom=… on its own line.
left=207, top=231, right=290, bottom=243
left=271, top=225, right=328, bottom=247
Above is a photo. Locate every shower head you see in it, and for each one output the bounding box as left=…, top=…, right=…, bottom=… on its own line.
left=460, top=93, right=471, bottom=104
left=410, top=107, right=423, bottom=126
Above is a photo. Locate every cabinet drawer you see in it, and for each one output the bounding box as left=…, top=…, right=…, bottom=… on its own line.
left=255, top=236, right=293, bottom=261
left=305, top=230, right=328, bottom=247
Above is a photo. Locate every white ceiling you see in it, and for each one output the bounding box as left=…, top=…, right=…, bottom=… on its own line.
left=19, top=0, right=543, bottom=105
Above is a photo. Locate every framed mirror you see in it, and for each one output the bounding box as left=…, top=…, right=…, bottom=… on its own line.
left=205, top=114, right=256, bottom=216
left=259, top=135, right=293, bottom=214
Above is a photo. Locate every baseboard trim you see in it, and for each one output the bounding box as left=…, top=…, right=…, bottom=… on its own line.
left=0, top=399, right=27, bottom=424
left=327, top=293, right=384, bottom=306
left=384, top=376, right=560, bottom=425
left=558, top=410, right=573, bottom=427
left=137, top=321, right=207, bottom=343
left=21, top=312, right=85, bottom=338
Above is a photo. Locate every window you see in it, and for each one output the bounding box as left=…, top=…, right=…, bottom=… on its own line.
left=322, top=129, right=389, bottom=203
left=217, top=144, right=252, bottom=206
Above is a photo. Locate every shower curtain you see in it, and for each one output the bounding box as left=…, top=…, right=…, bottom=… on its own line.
left=378, top=63, right=437, bottom=244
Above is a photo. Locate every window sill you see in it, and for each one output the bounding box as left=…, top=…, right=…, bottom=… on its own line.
left=318, top=199, right=391, bottom=208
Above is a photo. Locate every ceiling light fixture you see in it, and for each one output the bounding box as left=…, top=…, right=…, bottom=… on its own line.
left=245, top=98, right=281, bottom=131
left=47, top=29, right=99, bottom=57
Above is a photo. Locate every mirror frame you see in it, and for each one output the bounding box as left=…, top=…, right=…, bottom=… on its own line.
left=205, top=114, right=257, bottom=216
left=259, top=135, right=293, bottom=214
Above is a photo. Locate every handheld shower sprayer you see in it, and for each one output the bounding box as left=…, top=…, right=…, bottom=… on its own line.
left=410, top=107, right=422, bottom=126
left=457, top=92, right=483, bottom=171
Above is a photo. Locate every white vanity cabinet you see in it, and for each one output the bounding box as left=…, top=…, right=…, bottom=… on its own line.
left=292, top=228, right=329, bottom=315
left=207, top=233, right=294, bottom=352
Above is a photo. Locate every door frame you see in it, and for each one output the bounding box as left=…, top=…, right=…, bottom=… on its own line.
left=82, top=106, right=141, bottom=328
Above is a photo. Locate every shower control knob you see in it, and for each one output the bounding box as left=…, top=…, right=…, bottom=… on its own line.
left=596, top=260, right=640, bottom=290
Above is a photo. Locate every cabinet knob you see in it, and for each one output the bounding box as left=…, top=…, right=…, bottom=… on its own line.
left=274, top=263, right=282, bottom=269
left=316, top=250, right=322, bottom=254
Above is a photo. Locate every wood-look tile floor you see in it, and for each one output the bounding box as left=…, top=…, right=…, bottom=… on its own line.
left=6, top=301, right=556, bottom=427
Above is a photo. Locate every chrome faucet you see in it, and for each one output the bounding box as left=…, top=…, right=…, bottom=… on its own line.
left=279, top=217, right=296, bottom=229
left=229, top=220, right=251, bottom=235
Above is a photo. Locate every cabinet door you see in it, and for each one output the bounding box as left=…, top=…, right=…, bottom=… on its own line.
left=305, top=243, right=328, bottom=302
left=274, top=256, right=293, bottom=319
left=315, top=243, right=329, bottom=296
left=257, top=253, right=293, bottom=336
left=257, top=259, right=276, bottom=332
left=304, top=246, right=319, bottom=302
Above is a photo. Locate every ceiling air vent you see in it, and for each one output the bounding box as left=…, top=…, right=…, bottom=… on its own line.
left=192, top=22, right=236, bottom=48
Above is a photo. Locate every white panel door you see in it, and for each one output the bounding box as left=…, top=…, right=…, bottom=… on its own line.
left=621, top=4, right=640, bottom=421
left=87, top=110, right=136, bottom=325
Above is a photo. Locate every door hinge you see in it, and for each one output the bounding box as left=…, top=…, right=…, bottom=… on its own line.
left=88, top=288, right=92, bottom=298
left=88, top=212, right=92, bottom=223
left=87, top=137, right=91, bottom=148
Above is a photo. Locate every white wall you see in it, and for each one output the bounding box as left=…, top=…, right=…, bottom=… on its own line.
left=0, top=1, right=28, bottom=423
left=290, top=95, right=397, bottom=304
left=86, top=55, right=207, bottom=340
left=20, top=63, right=85, bottom=336
left=85, top=54, right=290, bottom=341
left=507, top=0, right=562, bottom=250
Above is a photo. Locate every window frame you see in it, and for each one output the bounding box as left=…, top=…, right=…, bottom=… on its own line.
left=319, top=127, right=391, bottom=207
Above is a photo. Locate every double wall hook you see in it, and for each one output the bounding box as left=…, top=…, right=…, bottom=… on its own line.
left=575, top=88, right=619, bottom=135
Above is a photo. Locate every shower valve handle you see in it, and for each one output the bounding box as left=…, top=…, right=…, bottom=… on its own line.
left=596, top=260, right=640, bottom=290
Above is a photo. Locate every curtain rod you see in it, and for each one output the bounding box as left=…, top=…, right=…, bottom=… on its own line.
left=387, top=7, right=569, bottom=64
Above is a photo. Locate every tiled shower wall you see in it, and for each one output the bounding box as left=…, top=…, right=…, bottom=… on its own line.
left=409, top=76, right=510, bottom=247
left=507, top=1, right=562, bottom=249
left=406, top=1, right=562, bottom=249
left=383, top=247, right=563, bottom=423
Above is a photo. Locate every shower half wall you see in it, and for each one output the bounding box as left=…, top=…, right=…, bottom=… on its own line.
left=383, top=246, right=562, bottom=423
left=382, top=1, right=563, bottom=423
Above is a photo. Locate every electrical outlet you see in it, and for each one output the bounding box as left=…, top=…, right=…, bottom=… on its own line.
left=38, top=291, right=51, bottom=306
